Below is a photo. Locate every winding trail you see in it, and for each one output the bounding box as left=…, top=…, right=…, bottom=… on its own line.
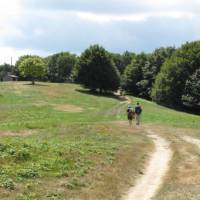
left=123, top=130, right=172, bottom=200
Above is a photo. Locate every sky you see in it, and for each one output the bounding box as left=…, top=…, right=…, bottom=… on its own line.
left=0, top=0, right=200, bottom=64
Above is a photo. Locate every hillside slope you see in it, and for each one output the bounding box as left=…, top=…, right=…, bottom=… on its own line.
left=0, top=82, right=199, bottom=200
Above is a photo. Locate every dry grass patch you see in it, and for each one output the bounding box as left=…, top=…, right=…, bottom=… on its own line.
left=54, top=104, right=84, bottom=112
left=0, top=130, right=35, bottom=137
left=36, top=87, right=65, bottom=97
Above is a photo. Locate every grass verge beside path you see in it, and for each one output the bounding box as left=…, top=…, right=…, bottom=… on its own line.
left=0, top=123, right=152, bottom=200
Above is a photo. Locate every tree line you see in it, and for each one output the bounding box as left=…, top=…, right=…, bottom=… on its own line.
left=1, top=41, right=200, bottom=111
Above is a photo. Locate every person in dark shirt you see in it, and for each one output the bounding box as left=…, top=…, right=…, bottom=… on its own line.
left=135, top=102, right=142, bottom=125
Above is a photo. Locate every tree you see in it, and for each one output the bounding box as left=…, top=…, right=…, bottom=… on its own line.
left=136, top=61, right=153, bottom=98
left=150, top=47, right=176, bottom=75
left=19, top=57, right=47, bottom=85
left=46, top=53, right=59, bottom=82
left=135, top=47, right=176, bottom=99
left=15, top=55, right=37, bottom=79
left=122, top=53, right=148, bottom=96
left=78, top=45, right=120, bottom=93
left=110, top=53, right=124, bottom=74
left=122, top=51, right=136, bottom=69
left=110, top=51, right=135, bottom=74
left=47, top=52, right=77, bottom=82
left=122, top=48, right=175, bottom=99
left=152, top=41, right=200, bottom=107
left=69, top=57, right=80, bottom=83
left=182, top=69, right=200, bottom=107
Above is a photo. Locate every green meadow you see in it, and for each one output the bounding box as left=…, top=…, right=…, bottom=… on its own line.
left=0, top=82, right=199, bottom=200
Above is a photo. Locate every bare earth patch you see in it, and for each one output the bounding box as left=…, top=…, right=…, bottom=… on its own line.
left=0, top=130, right=35, bottom=137
left=115, top=92, right=131, bottom=104
left=119, top=96, right=131, bottom=104
left=123, top=129, right=172, bottom=200
left=34, top=101, right=48, bottom=107
left=182, top=136, right=200, bottom=148
left=54, top=104, right=84, bottom=112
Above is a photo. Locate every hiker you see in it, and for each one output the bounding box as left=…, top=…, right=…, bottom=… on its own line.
left=135, top=102, right=142, bottom=125
left=127, top=105, right=135, bottom=126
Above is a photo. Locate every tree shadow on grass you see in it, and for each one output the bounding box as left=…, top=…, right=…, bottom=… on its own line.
left=76, top=89, right=127, bottom=102
left=155, top=101, right=200, bottom=116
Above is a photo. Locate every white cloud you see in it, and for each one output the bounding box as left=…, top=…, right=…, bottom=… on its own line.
left=0, top=0, right=21, bottom=16
left=76, top=11, right=197, bottom=23
left=76, top=12, right=146, bottom=23
left=0, top=0, right=23, bottom=43
left=33, top=28, right=45, bottom=36
left=0, top=0, right=200, bottom=62
left=0, top=46, right=50, bottom=65
left=21, top=0, right=200, bottom=14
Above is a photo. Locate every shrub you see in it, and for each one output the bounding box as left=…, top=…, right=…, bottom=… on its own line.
left=17, top=169, right=39, bottom=179
left=14, top=148, right=31, bottom=161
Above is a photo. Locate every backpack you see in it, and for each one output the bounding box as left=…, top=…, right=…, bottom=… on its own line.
left=127, top=108, right=134, bottom=118
left=135, top=106, right=142, bottom=114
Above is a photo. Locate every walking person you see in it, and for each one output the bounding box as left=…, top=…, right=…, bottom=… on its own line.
left=127, top=105, right=135, bottom=126
left=135, top=102, right=142, bottom=125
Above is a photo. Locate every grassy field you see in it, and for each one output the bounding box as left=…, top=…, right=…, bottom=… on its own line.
left=0, top=82, right=200, bottom=200
left=0, top=82, right=152, bottom=200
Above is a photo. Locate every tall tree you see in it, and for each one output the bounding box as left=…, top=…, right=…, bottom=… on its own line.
left=19, top=56, right=47, bottom=85
left=150, top=47, right=176, bottom=75
left=122, top=53, right=148, bottom=96
left=15, top=55, right=38, bottom=79
left=122, top=51, right=135, bottom=69
left=152, top=41, right=200, bottom=107
left=47, top=52, right=77, bottom=82
left=135, top=47, right=175, bottom=98
left=110, top=51, right=135, bottom=74
left=78, top=45, right=120, bottom=93
left=182, top=69, right=200, bottom=107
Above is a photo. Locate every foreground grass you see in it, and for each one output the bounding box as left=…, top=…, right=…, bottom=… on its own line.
left=0, top=123, right=151, bottom=200
left=0, top=82, right=152, bottom=200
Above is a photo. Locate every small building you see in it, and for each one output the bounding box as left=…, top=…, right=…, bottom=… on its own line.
left=2, top=73, right=18, bottom=81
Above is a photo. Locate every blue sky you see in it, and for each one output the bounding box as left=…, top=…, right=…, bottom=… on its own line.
left=0, top=0, right=200, bottom=64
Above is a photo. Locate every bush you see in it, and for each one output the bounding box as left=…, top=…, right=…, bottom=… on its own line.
left=14, top=148, right=31, bottom=161
left=17, top=169, right=39, bottom=179
left=0, top=172, right=15, bottom=190
left=1, top=178, right=15, bottom=190
left=16, top=192, right=39, bottom=200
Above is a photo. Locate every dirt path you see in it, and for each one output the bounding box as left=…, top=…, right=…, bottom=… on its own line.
left=123, top=130, right=172, bottom=200
left=182, top=136, right=200, bottom=148
left=119, top=96, right=131, bottom=104
left=115, top=91, right=131, bottom=104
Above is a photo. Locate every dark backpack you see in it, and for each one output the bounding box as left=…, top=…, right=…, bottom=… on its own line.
left=127, top=109, right=134, bottom=117
left=135, top=106, right=142, bottom=114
